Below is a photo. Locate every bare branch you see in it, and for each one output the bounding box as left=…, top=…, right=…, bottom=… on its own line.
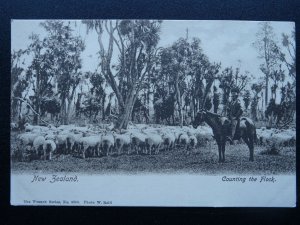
left=13, top=97, right=50, bottom=125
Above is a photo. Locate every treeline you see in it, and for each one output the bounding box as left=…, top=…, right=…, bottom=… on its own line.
left=11, top=20, right=295, bottom=130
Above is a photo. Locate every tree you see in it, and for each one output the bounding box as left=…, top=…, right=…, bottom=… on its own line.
left=251, top=83, right=264, bottom=121
left=279, top=27, right=295, bottom=82
left=11, top=49, right=29, bottom=120
left=40, top=21, right=85, bottom=124
left=243, top=90, right=251, bottom=113
left=26, top=33, right=53, bottom=124
left=269, top=65, right=285, bottom=100
left=77, top=71, right=106, bottom=121
left=218, top=67, right=250, bottom=115
left=159, top=37, right=219, bottom=126
left=253, top=22, right=280, bottom=109
left=213, top=85, right=220, bottom=113
left=83, top=20, right=162, bottom=130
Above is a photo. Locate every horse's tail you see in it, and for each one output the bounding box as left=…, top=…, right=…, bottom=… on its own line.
left=244, top=118, right=258, bottom=144
left=253, top=127, right=258, bottom=145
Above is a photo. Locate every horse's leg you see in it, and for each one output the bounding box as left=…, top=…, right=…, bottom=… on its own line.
left=222, top=141, right=226, bottom=162
left=248, top=133, right=254, bottom=162
left=217, top=143, right=222, bottom=163
left=243, top=135, right=254, bottom=162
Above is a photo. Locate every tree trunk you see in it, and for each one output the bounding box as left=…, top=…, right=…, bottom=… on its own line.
left=175, top=78, right=183, bottom=127
left=265, top=73, right=269, bottom=108
left=66, top=99, right=72, bottom=124
left=61, top=98, right=67, bottom=125
left=33, top=70, right=41, bottom=125
left=33, top=95, right=40, bottom=125
left=115, top=88, right=136, bottom=130
left=102, top=95, right=106, bottom=120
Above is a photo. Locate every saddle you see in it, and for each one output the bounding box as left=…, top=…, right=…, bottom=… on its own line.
left=220, top=117, right=241, bottom=140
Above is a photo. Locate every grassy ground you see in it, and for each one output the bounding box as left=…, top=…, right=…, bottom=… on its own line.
left=10, top=131, right=296, bottom=175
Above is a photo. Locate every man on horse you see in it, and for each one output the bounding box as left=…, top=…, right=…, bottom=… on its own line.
left=227, top=87, right=243, bottom=144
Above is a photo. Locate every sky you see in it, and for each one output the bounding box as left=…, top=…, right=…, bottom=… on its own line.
left=11, top=19, right=295, bottom=86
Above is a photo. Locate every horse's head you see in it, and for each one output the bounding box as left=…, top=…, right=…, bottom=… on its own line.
left=192, top=110, right=206, bottom=128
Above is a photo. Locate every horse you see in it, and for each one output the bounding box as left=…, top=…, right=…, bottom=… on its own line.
left=192, top=110, right=256, bottom=162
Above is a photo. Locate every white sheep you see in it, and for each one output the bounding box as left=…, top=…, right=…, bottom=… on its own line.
left=66, top=133, right=77, bottom=154
left=24, top=123, right=34, bottom=132
left=178, top=132, right=189, bottom=150
left=45, top=133, right=56, bottom=141
left=100, top=132, right=115, bottom=156
left=43, top=139, right=57, bottom=160
left=160, top=131, right=176, bottom=151
left=188, top=133, right=198, bottom=150
left=144, top=133, right=163, bottom=155
left=129, top=130, right=147, bottom=154
left=17, top=133, right=40, bottom=150
left=113, top=132, right=131, bottom=155
left=33, top=136, right=46, bottom=157
left=78, top=135, right=101, bottom=159
left=25, top=123, right=50, bottom=133
left=11, top=122, right=18, bottom=130
left=54, top=134, right=68, bottom=154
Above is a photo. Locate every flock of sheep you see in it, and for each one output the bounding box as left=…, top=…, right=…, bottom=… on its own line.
left=256, top=127, right=296, bottom=147
left=12, top=121, right=296, bottom=162
left=13, top=122, right=214, bottom=161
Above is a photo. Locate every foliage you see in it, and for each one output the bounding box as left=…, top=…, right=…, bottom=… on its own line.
left=218, top=67, right=250, bottom=115
left=158, top=37, right=219, bottom=125
left=83, top=19, right=162, bottom=129
left=243, top=90, right=251, bottom=111
left=253, top=22, right=281, bottom=107
left=39, top=21, right=85, bottom=124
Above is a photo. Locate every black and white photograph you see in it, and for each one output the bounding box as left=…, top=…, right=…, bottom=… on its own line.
left=10, top=20, right=296, bottom=207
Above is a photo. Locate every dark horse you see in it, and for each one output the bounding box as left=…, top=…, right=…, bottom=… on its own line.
left=192, top=110, right=256, bottom=162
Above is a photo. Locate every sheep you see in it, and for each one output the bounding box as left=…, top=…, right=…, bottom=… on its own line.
left=160, top=131, right=176, bottom=151
left=129, top=130, right=147, bottom=154
left=113, top=132, right=131, bottom=155
left=17, top=133, right=40, bottom=150
left=43, top=139, right=57, bottom=160
left=54, top=134, right=68, bottom=154
left=66, top=133, right=77, bottom=154
left=32, top=136, right=46, bottom=157
left=24, top=123, right=50, bottom=133
left=187, top=132, right=198, bottom=150
left=100, top=132, right=115, bottom=156
left=69, top=132, right=84, bottom=153
left=144, top=133, right=163, bottom=155
left=11, top=122, right=18, bottom=131
left=45, top=133, right=56, bottom=141
left=178, top=132, right=189, bottom=150
left=170, top=128, right=182, bottom=145
left=57, top=124, right=76, bottom=131
left=24, top=123, right=34, bottom=132
left=270, top=131, right=295, bottom=147
left=256, top=128, right=274, bottom=146
left=194, top=126, right=214, bottom=146
left=78, top=135, right=101, bottom=159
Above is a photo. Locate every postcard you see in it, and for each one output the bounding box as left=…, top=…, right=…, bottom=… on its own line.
left=10, top=20, right=296, bottom=207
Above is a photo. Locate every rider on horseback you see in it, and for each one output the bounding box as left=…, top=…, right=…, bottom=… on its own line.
left=227, top=87, right=243, bottom=144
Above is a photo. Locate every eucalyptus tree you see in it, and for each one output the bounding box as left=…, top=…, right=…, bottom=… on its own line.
left=251, top=82, right=264, bottom=121
left=83, top=20, right=162, bottom=129
left=242, top=90, right=251, bottom=114
left=253, top=22, right=280, bottom=108
left=11, top=49, right=29, bottom=120
left=41, top=21, right=85, bottom=124
left=218, top=67, right=250, bottom=115
left=159, top=37, right=219, bottom=126
left=279, top=27, right=295, bottom=82
left=25, top=21, right=85, bottom=124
